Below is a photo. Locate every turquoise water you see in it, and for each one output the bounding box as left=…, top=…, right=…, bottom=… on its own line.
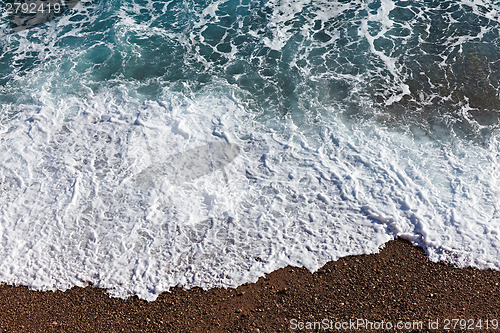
left=2, top=1, right=498, bottom=129
left=0, top=0, right=499, bottom=300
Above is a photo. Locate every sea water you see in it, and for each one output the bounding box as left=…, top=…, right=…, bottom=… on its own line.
left=0, top=0, right=498, bottom=300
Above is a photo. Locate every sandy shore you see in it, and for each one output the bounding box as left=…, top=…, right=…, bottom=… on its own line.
left=0, top=239, right=498, bottom=332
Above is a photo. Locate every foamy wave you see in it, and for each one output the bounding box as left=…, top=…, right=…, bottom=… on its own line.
left=0, top=82, right=499, bottom=300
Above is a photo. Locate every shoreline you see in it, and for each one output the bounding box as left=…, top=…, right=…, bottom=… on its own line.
left=0, top=238, right=498, bottom=332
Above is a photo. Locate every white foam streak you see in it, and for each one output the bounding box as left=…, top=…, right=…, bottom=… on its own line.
left=461, top=0, right=500, bottom=23
left=357, top=0, right=411, bottom=105
left=263, top=0, right=311, bottom=50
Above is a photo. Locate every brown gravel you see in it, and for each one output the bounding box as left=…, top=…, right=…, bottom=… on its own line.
left=0, top=238, right=498, bottom=332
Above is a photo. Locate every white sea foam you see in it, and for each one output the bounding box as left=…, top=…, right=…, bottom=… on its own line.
left=0, top=81, right=499, bottom=300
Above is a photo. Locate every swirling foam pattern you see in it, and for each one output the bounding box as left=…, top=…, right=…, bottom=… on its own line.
left=0, top=0, right=498, bottom=300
